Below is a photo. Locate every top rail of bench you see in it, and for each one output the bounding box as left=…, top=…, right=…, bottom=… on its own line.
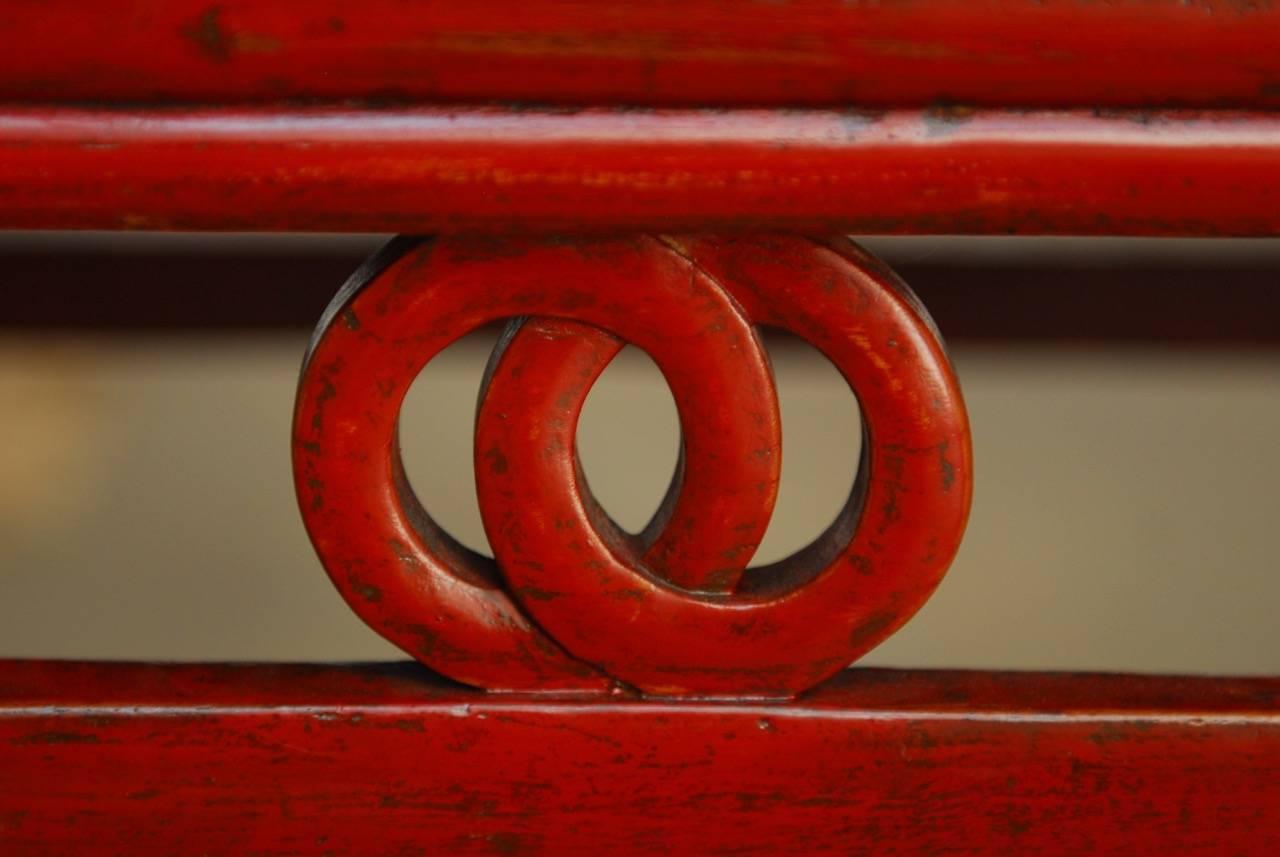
left=5, top=1, right=1280, bottom=110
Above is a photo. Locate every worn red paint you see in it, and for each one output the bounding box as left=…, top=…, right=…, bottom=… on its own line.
left=2, top=660, right=1278, bottom=855
left=294, top=236, right=970, bottom=696
left=2, top=107, right=1280, bottom=235
left=3, top=0, right=1274, bottom=849
left=294, top=235, right=776, bottom=693
left=5, top=1, right=1280, bottom=109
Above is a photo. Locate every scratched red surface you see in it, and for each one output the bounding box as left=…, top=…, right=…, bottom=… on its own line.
left=2, top=661, right=1278, bottom=855
left=294, top=235, right=970, bottom=697
left=4, top=1, right=1280, bottom=108
left=2, top=107, right=1278, bottom=236
left=5, top=2, right=1279, bottom=851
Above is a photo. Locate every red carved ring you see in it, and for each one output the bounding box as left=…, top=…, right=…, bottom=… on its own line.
left=293, top=235, right=971, bottom=697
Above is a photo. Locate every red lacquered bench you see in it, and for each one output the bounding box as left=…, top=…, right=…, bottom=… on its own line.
left=2, top=2, right=1278, bottom=854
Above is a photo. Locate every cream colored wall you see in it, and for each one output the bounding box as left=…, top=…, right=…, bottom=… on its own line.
left=2, top=331, right=1277, bottom=674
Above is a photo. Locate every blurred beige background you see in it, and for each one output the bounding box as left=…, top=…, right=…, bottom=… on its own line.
left=1, top=238, right=1278, bottom=675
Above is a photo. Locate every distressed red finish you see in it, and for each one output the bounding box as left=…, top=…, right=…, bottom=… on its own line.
left=3, top=660, right=1279, bottom=855
left=476, top=236, right=968, bottom=695
left=3, top=107, right=1280, bottom=235
left=6, top=0, right=1279, bottom=849
left=5, top=1, right=1280, bottom=109
left=294, top=236, right=970, bottom=696
left=293, top=235, right=779, bottom=693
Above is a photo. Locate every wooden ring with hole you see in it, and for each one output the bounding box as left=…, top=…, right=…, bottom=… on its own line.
left=294, top=235, right=781, bottom=692
left=294, top=235, right=971, bottom=697
left=475, top=236, right=971, bottom=696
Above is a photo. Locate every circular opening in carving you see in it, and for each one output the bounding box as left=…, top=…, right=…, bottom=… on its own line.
left=577, top=345, right=681, bottom=535
left=398, top=326, right=502, bottom=558
left=577, top=330, right=863, bottom=572
left=753, top=329, right=864, bottom=567
left=397, top=326, right=863, bottom=577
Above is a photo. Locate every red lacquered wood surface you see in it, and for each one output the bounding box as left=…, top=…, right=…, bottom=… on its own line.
left=475, top=235, right=967, bottom=695
left=2, top=660, right=1278, bottom=855
left=293, top=236, right=778, bottom=693
left=4, top=1, right=1280, bottom=109
left=294, top=235, right=970, bottom=697
left=2, top=107, right=1279, bottom=236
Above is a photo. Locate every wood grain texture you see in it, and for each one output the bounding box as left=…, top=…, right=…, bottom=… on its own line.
left=4, top=1, right=1280, bottom=109
left=2, top=661, right=1278, bottom=855
left=2, top=107, right=1279, bottom=236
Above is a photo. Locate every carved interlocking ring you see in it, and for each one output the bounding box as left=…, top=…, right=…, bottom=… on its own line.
left=294, top=235, right=971, bottom=698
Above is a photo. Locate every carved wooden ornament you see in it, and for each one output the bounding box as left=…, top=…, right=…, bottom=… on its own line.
left=293, top=236, right=971, bottom=697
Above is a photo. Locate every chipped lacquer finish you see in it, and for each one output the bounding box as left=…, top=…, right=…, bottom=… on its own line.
left=4, top=107, right=1280, bottom=235
left=2, top=661, right=1279, bottom=855
left=5, top=1, right=1280, bottom=853
left=6, top=0, right=1280, bottom=109
left=293, top=235, right=971, bottom=697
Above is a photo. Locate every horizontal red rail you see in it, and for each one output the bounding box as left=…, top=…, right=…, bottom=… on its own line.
left=5, top=1, right=1280, bottom=109
left=2, top=107, right=1280, bottom=235
left=2, top=661, right=1278, bottom=854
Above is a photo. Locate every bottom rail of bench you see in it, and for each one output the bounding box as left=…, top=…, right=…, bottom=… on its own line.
left=2, top=661, right=1277, bottom=855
